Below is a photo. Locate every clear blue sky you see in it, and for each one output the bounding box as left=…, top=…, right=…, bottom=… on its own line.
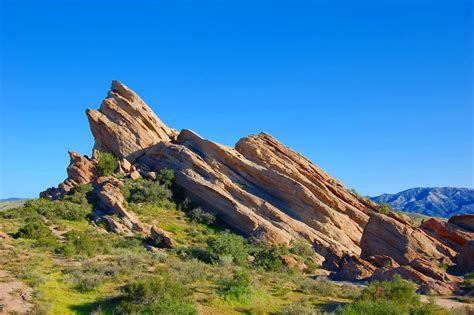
left=0, top=0, right=472, bottom=199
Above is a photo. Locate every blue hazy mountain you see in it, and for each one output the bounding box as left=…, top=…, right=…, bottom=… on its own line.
left=371, top=187, right=474, bottom=218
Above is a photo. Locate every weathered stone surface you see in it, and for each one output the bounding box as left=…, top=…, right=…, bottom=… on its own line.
left=457, top=240, right=474, bottom=272
left=361, top=213, right=455, bottom=266
left=146, top=171, right=157, bottom=181
left=448, top=214, right=474, bottom=232
left=59, top=151, right=96, bottom=193
left=139, top=129, right=379, bottom=268
left=280, top=255, right=307, bottom=272
left=130, top=170, right=141, bottom=180
left=86, top=80, right=178, bottom=163
left=150, top=226, right=176, bottom=248
left=421, top=218, right=474, bottom=251
left=93, top=176, right=147, bottom=234
left=119, top=158, right=132, bottom=173
left=335, top=254, right=376, bottom=281
left=409, top=258, right=451, bottom=282
left=366, top=255, right=400, bottom=268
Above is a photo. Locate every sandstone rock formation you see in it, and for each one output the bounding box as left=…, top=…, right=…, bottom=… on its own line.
left=86, top=80, right=178, bottom=163
left=43, top=80, right=473, bottom=296
left=457, top=240, right=474, bottom=272
left=448, top=214, right=474, bottom=232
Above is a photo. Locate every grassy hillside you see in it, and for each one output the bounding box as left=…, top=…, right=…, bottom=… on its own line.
left=0, top=177, right=467, bottom=314
left=0, top=198, right=28, bottom=211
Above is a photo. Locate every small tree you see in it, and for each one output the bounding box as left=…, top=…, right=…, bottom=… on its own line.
left=158, top=168, right=175, bottom=187
left=378, top=202, right=393, bottom=215
left=96, top=151, right=119, bottom=176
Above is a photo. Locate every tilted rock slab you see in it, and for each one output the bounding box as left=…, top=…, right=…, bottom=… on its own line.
left=86, top=80, right=178, bottom=163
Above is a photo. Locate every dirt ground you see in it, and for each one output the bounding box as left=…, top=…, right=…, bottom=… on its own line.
left=0, top=270, right=33, bottom=315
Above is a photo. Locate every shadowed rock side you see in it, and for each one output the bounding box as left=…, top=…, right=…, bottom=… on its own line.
left=86, top=80, right=178, bottom=163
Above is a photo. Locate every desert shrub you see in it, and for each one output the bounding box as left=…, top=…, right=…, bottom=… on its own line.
left=252, top=243, right=288, bottom=271
left=123, top=179, right=173, bottom=205
left=207, top=231, right=249, bottom=266
left=339, top=275, right=439, bottom=315
left=23, top=198, right=91, bottom=221
left=116, top=275, right=197, bottom=314
left=298, top=277, right=336, bottom=297
left=290, top=238, right=314, bottom=258
left=63, top=183, right=93, bottom=205
left=280, top=302, right=319, bottom=315
left=217, top=270, right=255, bottom=303
left=187, top=207, right=216, bottom=225
left=158, top=168, right=175, bottom=187
left=61, top=230, right=97, bottom=257
left=459, top=273, right=474, bottom=295
left=96, top=151, right=118, bottom=176
left=378, top=202, right=393, bottom=215
left=14, top=221, right=58, bottom=248
left=186, top=246, right=211, bottom=263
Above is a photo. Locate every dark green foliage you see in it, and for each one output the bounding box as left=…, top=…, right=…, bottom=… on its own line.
left=218, top=270, right=254, bottom=303
left=158, top=168, right=175, bottom=187
left=187, top=207, right=216, bottom=225
left=460, top=273, right=474, bottom=295
left=63, top=184, right=94, bottom=205
left=61, top=230, right=97, bottom=257
left=14, top=221, right=58, bottom=247
left=116, top=275, right=197, bottom=314
left=290, top=238, right=314, bottom=258
left=339, top=275, right=439, bottom=315
left=206, top=231, right=249, bottom=266
left=96, top=151, right=119, bottom=176
left=378, top=202, right=393, bottom=215
left=23, top=198, right=92, bottom=221
left=252, top=243, right=288, bottom=271
left=123, top=179, right=173, bottom=205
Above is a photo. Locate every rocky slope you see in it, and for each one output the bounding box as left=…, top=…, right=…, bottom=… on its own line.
left=42, top=80, right=473, bottom=295
left=372, top=187, right=474, bottom=218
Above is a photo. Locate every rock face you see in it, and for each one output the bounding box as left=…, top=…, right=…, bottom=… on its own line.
left=421, top=218, right=474, bottom=251
left=448, top=214, right=474, bottom=232
left=59, top=151, right=96, bottom=193
left=457, top=241, right=474, bottom=272
left=45, top=80, right=473, bottom=296
left=361, top=213, right=455, bottom=266
left=86, top=80, right=178, bottom=163
left=139, top=129, right=378, bottom=268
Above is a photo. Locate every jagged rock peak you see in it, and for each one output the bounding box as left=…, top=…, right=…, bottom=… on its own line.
left=86, top=80, right=178, bottom=163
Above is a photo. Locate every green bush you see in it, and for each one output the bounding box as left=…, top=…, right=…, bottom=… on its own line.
left=96, top=151, right=119, bottom=176
left=378, top=202, right=393, bottom=215
left=123, top=179, right=173, bottom=205
left=23, top=198, right=91, bottom=221
left=252, top=243, right=288, bottom=271
left=158, top=168, right=175, bottom=187
left=63, top=184, right=93, bottom=205
left=280, top=302, right=319, bottom=315
left=61, top=230, right=97, bottom=257
left=339, top=275, right=440, bottom=315
left=218, top=270, right=255, bottom=303
left=14, top=221, right=58, bottom=248
left=207, top=231, right=249, bottom=266
left=290, top=238, right=314, bottom=258
left=116, top=275, right=197, bottom=314
left=187, top=207, right=216, bottom=225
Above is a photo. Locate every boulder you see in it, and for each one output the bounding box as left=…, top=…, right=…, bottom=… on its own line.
left=361, top=213, right=455, bottom=266
left=280, top=255, right=307, bottom=272
left=86, top=80, right=178, bottom=163
left=448, top=214, right=474, bottom=232
left=146, top=171, right=157, bottom=181
left=130, top=170, right=141, bottom=180
left=335, top=254, right=376, bottom=281
left=93, top=176, right=147, bottom=234
left=119, top=158, right=132, bottom=173
left=150, top=226, right=176, bottom=248
left=457, top=240, right=474, bottom=272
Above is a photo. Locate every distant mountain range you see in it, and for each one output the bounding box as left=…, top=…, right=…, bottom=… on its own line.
left=371, top=187, right=474, bottom=218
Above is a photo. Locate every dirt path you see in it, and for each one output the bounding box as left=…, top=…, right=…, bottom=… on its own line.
left=0, top=270, right=33, bottom=314
left=420, top=295, right=474, bottom=313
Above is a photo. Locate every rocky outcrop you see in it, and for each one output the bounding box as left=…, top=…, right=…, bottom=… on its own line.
left=457, top=241, right=474, bottom=272
left=138, top=129, right=379, bottom=268
left=93, top=176, right=148, bottom=234
left=150, top=226, right=176, bottom=248
left=421, top=218, right=474, bottom=251
left=59, top=151, right=96, bottom=193
left=360, top=213, right=455, bottom=266
left=448, top=214, right=474, bottom=232
left=86, top=80, right=178, bottom=163
left=335, top=254, right=376, bottom=281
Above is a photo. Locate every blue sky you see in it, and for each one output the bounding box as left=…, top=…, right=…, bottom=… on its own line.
left=0, top=0, right=472, bottom=199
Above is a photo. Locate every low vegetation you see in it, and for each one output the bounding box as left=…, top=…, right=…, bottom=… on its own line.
left=96, top=151, right=119, bottom=176
left=0, top=169, right=465, bottom=314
